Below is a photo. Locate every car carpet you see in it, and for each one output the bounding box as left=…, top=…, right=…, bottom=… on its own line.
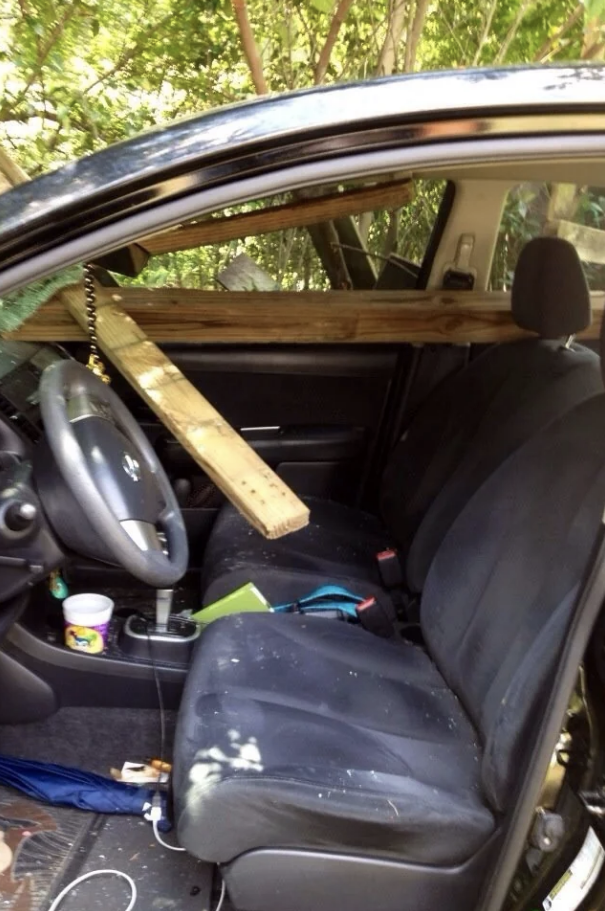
left=0, top=707, right=176, bottom=775
left=0, top=708, right=225, bottom=911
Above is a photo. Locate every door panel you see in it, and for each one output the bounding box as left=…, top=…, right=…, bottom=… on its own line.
left=107, top=343, right=401, bottom=509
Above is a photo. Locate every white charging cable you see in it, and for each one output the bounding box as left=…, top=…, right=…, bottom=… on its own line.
left=152, top=817, right=186, bottom=851
left=47, top=869, right=137, bottom=911
left=48, top=869, right=226, bottom=911
left=215, top=878, right=227, bottom=911
left=48, top=803, right=225, bottom=910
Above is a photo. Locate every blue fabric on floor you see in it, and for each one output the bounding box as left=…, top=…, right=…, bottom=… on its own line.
left=0, top=754, right=153, bottom=815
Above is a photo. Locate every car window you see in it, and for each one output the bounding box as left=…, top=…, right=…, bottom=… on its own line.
left=122, top=178, right=447, bottom=292
left=491, top=182, right=605, bottom=291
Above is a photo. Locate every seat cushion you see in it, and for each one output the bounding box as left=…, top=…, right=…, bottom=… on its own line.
left=201, top=497, right=391, bottom=606
left=173, top=613, right=495, bottom=866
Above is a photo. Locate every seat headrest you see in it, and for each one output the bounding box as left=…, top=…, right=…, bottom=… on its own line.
left=511, top=237, right=591, bottom=339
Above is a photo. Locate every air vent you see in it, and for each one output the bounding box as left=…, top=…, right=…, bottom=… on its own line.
left=0, top=395, right=41, bottom=443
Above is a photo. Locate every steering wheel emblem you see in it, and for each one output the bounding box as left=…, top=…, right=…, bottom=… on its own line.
left=122, top=452, right=142, bottom=482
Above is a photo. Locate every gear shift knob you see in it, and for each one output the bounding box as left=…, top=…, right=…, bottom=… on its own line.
left=155, top=588, right=174, bottom=632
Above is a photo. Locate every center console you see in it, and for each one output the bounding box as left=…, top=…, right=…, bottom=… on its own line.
left=1, top=579, right=202, bottom=723
left=120, top=587, right=201, bottom=662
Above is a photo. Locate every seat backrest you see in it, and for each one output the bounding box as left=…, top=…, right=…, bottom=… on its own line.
left=421, top=387, right=605, bottom=812
left=380, top=237, right=600, bottom=592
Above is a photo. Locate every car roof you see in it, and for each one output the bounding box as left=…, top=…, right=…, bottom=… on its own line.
left=0, top=65, right=604, bottom=275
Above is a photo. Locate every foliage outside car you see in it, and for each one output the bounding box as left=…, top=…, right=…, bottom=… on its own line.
left=1, top=0, right=605, bottom=290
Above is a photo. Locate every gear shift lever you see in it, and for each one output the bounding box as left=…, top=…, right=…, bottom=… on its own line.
left=155, top=588, right=173, bottom=632
left=120, top=587, right=201, bottom=664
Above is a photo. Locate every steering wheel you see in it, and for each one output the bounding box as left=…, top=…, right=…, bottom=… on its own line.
left=39, top=360, right=188, bottom=587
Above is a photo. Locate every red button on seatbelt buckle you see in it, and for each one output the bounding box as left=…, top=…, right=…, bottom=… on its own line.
left=377, top=548, right=396, bottom=561
left=375, top=548, right=402, bottom=589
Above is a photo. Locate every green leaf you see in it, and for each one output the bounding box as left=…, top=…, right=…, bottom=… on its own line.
left=310, top=0, right=333, bottom=13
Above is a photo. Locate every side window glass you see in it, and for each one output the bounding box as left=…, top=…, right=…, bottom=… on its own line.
left=122, top=179, right=447, bottom=292
left=491, top=182, right=605, bottom=291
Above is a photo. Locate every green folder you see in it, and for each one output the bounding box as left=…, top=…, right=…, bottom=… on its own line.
left=191, top=582, right=272, bottom=625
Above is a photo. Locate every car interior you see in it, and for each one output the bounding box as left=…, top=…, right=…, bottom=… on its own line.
left=2, top=162, right=605, bottom=911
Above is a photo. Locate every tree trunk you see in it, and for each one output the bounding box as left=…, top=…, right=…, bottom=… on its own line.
left=404, top=0, right=430, bottom=72
left=582, top=10, right=605, bottom=60
left=533, top=4, right=583, bottom=62
left=376, top=0, right=408, bottom=76
left=473, top=0, right=499, bottom=66
left=495, top=0, right=538, bottom=64
left=231, top=0, right=269, bottom=94
left=314, top=0, right=356, bottom=84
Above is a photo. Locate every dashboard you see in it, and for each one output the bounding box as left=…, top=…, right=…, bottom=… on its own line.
left=0, top=340, right=68, bottom=602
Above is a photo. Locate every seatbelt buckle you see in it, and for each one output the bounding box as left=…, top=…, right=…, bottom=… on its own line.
left=376, top=548, right=404, bottom=589
left=356, top=595, right=397, bottom=638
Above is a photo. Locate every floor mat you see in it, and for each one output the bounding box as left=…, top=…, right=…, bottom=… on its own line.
left=0, top=707, right=176, bottom=775
left=0, top=785, right=97, bottom=911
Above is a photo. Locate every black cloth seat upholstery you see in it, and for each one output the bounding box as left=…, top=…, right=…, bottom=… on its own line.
left=174, top=614, right=491, bottom=866
left=201, top=238, right=601, bottom=607
left=203, top=496, right=390, bottom=607
left=175, top=387, right=605, bottom=872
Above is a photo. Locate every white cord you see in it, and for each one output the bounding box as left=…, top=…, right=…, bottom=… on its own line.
left=47, top=867, right=225, bottom=911
left=47, top=869, right=137, bottom=911
left=47, top=841, right=225, bottom=911
left=215, top=877, right=227, bottom=911
left=152, top=818, right=186, bottom=851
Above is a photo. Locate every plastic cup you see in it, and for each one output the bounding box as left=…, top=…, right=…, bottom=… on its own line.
left=62, top=594, right=114, bottom=655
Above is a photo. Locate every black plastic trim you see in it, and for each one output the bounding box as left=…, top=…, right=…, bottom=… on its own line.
left=417, top=180, right=457, bottom=289
left=224, top=839, right=499, bottom=911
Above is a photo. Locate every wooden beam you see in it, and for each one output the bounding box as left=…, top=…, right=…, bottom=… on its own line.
left=0, top=148, right=29, bottom=189
left=547, top=183, right=577, bottom=222
left=9, top=287, right=605, bottom=344
left=57, top=283, right=310, bottom=540
left=140, top=180, right=414, bottom=255
left=556, top=219, right=605, bottom=265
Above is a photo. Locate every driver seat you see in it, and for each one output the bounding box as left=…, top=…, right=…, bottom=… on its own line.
left=173, top=323, right=605, bottom=911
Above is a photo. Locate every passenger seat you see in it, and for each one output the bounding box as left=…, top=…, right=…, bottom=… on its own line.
left=200, top=237, right=602, bottom=607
